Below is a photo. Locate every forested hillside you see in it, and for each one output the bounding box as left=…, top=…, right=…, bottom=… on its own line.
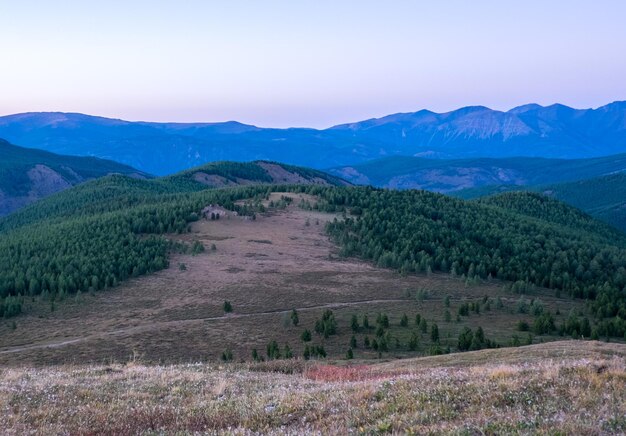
left=1, top=175, right=626, bottom=342
left=0, top=139, right=148, bottom=215
left=328, top=153, right=626, bottom=192
left=455, top=173, right=626, bottom=232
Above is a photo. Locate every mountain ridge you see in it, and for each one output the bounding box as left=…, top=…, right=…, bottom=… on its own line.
left=0, top=139, right=149, bottom=216
left=2, top=101, right=626, bottom=175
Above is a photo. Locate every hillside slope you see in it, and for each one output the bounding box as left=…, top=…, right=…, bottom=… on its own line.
left=2, top=341, right=625, bottom=434
left=0, top=139, right=148, bottom=215
left=328, top=153, right=626, bottom=192
left=455, top=173, right=626, bottom=232
left=166, top=160, right=351, bottom=188
left=1, top=101, right=626, bottom=174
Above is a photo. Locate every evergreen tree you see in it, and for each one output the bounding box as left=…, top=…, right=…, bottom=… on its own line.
left=351, top=314, right=359, bottom=332
left=430, top=323, right=440, bottom=343
left=409, top=331, right=419, bottom=351
left=303, top=345, right=311, bottom=360
left=400, top=313, right=408, bottom=327
left=301, top=329, right=312, bottom=342
left=350, top=335, right=357, bottom=348
left=290, top=309, right=299, bottom=326
left=419, top=318, right=428, bottom=334
left=223, top=301, right=233, bottom=313
left=283, top=343, right=293, bottom=359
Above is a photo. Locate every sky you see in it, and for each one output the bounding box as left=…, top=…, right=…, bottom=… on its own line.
left=1, top=0, right=625, bottom=128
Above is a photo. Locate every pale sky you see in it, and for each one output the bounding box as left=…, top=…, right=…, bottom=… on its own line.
left=1, top=0, right=625, bottom=128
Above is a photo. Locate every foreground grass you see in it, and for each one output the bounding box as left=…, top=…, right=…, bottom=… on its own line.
left=1, top=341, right=625, bottom=434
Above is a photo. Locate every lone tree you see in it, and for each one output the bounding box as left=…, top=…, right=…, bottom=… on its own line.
left=350, top=335, right=357, bottom=348
left=223, top=301, right=233, bottom=313
left=400, top=313, right=409, bottom=327
left=430, top=323, right=440, bottom=343
left=364, top=336, right=371, bottom=348
left=266, top=340, right=281, bottom=360
left=346, top=348, right=354, bottom=359
left=419, top=318, right=428, bottom=334
left=290, top=309, right=299, bottom=326
left=409, top=331, right=419, bottom=351
left=351, top=314, right=360, bottom=332
left=301, top=329, right=312, bottom=342
left=283, top=343, right=293, bottom=359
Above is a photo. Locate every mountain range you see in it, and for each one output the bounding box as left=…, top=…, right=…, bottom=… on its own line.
left=1, top=101, right=625, bottom=175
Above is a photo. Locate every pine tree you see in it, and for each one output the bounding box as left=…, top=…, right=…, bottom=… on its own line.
left=223, top=301, right=233, bottom=313
left=283, top=343, right=293, bottom=359
left=419, top=318, right=428, bottom=334
left=409, top=331, right=419, bottom=351
left=301, top=329, right=312, bottom=342
left=350, top=335, right=357, bottom=348
left=290, top=309, right=299, bottom=326
left=346, top=348, right=354, bottom=359
left=303, top=345, right=311, bottom=360
left=400, top=313, right=408, bottom=327
left=351, top=314, right=359, bottom=332
left=430, top=323, right=440, bottom=343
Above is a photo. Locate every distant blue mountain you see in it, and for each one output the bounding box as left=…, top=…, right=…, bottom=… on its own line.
left=1, top=101, right=625, bottom=175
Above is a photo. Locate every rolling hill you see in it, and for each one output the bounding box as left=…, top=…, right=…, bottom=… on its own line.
left=1, top=101, right=626, bottom=174
left=327, top=153, right=626, bottom=193
left=454, top=173, right=626, bottom=233
left=0, top=138, right=148, bottom=216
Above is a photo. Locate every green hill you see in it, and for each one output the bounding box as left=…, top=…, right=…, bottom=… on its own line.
left=0, top=139, right=149, bottom=215
left=455, top=173, right=626, bottom=232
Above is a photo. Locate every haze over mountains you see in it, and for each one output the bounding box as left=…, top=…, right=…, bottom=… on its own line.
left=1, top=101, right=626, bottom=175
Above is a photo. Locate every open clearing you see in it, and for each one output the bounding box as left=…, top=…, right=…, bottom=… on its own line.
left=1, top=341, right=625, bottom=434
left=0, top=193, right=589, bottom=365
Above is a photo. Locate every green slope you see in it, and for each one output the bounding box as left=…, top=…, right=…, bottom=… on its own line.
left=455, top=174, right=626, bottom=233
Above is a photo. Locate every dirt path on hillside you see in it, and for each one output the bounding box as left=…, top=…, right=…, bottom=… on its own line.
left=0, top=298, right=410, bottom=355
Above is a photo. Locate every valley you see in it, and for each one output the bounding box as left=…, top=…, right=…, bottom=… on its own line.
left=0, top=193, right=591, bottom=365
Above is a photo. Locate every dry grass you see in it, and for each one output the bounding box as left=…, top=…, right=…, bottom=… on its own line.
left=1, top=341, right=625, bottom=434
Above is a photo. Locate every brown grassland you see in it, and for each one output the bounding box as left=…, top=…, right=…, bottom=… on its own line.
left=1, top=341, right=625, bottom=434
